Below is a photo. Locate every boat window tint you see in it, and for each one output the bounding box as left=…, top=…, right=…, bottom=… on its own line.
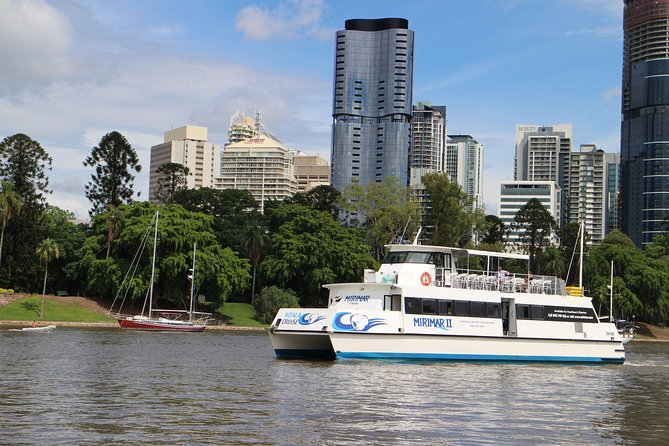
left=517, top=305, right=530, bottom=319
left=422, top=299, right=437, bottom=314
left=405, top=297, right=421, bottom=314
left=384, top=251, right=408, bottom=264
left=531, top=306, right=544, bottom=320
left=454, top=300, right=469, bottom=316
left=438, top=300, right=453, bottom=316
left=470, top=301, right=485, bottom=317
left=406, top=252, right=433, bottom=264
left=486, top=303, right=500, bottom=318
left=391, top=294, right=402, bottom=311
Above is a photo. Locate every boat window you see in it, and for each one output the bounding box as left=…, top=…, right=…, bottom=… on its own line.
left=422, top=299, right=437, bottom=314
left=470, top=301, right=485, bottom=317
left=384, top=251, right=408, bottom=264
left=384, top=294, right=402, bottom=311
left=405, top=297, right=421, bottom=314
left=486, top=303, right=501, bottom=318
left=438, top=300, right=453, bottom=316
left=517, top=305, right=530, bottom=319
left=382, top=251, right=437, bottom=264
left=531, top=306, right=544, bottom=320
left=454, top=300, right=469, bottom=316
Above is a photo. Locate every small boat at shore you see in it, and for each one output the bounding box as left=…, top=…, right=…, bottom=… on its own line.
left=109, top=211, right=210, bottom=332
left=268, top=243, right=626, bottom=364
left=9, top=324, right=56, bottom=333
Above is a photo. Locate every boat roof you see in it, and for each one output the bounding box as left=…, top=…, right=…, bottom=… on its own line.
left=385, top=244, right=529, bottom=261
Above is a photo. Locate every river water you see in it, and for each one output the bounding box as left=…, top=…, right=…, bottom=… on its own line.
left=0, top=329, right=667, bottom=445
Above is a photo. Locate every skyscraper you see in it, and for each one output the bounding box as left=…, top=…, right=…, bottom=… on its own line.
left=621, top=0, right=669, bottom=246
left=330, top=18, right=414, bottom=191
left=445, top=135, right=484, bottom=212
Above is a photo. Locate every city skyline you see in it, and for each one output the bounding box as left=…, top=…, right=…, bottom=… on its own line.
left=0, top=0, right=623, bottom=219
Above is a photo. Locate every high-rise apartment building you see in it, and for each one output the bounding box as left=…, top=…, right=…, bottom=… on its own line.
left=227, top=112, right=259, bottom=146
left=606, top=152, right=621, bottom=234
left=148, top=125, right=220, bottom=203
left=567, top=145, right=620, bottom=245
left=410, top=102, right=446, bottom=173
left=514, top=124, right=572, bottom=225
left=293, top=153, right=330, bottom=192
left=621, top=0, right=669, bottom=246
left=216, top=134, right=297, bottom=212
left=498, top=181, right=562, bottom=247
left=445, top=135, right=484, bottom=211
left=330, top=18, right=414, bottom=191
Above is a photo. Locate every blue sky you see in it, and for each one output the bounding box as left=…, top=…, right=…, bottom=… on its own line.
left=0, top=0, right=623, bottom=219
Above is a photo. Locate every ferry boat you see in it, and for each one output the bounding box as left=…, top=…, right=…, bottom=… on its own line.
left=268, top=244, right=626, bottom=363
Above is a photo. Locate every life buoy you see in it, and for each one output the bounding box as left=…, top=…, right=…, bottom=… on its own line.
left=420, top=272, right=432, bottom=286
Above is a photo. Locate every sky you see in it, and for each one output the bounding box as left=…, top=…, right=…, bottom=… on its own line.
left=0, top=0, right=624, bottom=220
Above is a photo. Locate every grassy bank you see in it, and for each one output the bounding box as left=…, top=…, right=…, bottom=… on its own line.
left=0, top=296, right=112, bottom=322
left=218, top=302, right=265, bottom=327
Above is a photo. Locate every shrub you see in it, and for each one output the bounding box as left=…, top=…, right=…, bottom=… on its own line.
left=252, top=286, right=299, bottom=324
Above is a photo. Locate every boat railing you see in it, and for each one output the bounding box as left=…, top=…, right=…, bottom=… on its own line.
left=448, top=269, right=566, bottom=295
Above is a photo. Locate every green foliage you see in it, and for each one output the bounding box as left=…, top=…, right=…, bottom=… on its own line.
left=154, top=162, right=190, bottom=204
left=84, top=131, right=142, bottom=216
left=340, top=177, right=421, bottom=260
left=171, top=187, right=261, bottom=253
left=263, top=204, right=377, bottom=307
left=77, top=202, right=250, bottom=307
left=252, top=286, right=299, bottom=324
left=0, top=134, right=52, bottom=205
left=0, top=296, right=112, bottom=322
left=422, top=172, right=474, bottom=247
left=0, top=180, right=22, bottom=267
left=217, top=302, right=264, bottom=327
left=289, top=185, right=341, bottom=217
left=42, top=205, right=87, bottom=294
left=512, top=198, right=557, bottom=272
left=479, top=214, right=506, bottom=246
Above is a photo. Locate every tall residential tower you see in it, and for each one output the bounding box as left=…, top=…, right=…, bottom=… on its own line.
left=330, top=18, right=414, bottom=191
left=621, top=0, right=669, bottom=246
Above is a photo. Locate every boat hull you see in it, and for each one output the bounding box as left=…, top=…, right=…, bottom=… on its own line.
left=117, top=319, right=206, bottom=332
left=329, top=332, right=625, bottom=364
left=268, top=330, right=335, bottom=359
left=10, top=325, right=57, bottom=333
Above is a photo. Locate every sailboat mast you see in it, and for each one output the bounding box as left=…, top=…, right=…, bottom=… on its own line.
left=189, top=242, right=197, bottom=323
left=579, top=220, right=584, bottom=289
left=148, top=211, right=159, bottom=316
left=609, top=260, right=614, bottom=322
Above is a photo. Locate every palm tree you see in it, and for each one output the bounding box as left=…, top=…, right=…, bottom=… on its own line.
left=0, top=181, right=22, bottom=266
left=244, top=225, right=270, bottom=301
left=105, top=205, right=123, bottom=259
left=36, top=238, right=60, bottom=318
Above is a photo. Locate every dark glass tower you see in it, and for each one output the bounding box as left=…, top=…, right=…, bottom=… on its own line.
left=621, top=0, right=669, bottom=246
left=330, top=18, right=414, bottom=191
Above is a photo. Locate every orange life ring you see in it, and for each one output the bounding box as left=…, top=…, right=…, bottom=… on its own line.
left=420, top=272, right=432, bottom=286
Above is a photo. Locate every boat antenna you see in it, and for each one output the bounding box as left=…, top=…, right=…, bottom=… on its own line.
left=412, top=227, right=422, bottom=246
left=579, top=220, right=584, bottom=289
left=609, top=260, right=614, bottom=322
left=148, top=211, right=159, bottom=318
left=189, top=242, right=197, bottom=323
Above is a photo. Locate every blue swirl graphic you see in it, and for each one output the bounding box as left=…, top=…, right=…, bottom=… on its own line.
left=298, top=313, right=326, bottom=325
left=333, top=312, right=387, bottom=332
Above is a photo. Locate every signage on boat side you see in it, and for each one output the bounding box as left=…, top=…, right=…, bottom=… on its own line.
left=332, top=312, right=387, bottom=331
left=413, top=317, right=452, bottom=331
left=280, top=312, right=326, bottom=326
left=544, top=306, right=597, bottom=323
left=343, top=295, right=371, bottom=303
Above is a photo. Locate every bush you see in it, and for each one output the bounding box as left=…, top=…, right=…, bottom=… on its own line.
left=0, top=288, right=14, bottom=294
left=252, top=286, right=299, bottom=324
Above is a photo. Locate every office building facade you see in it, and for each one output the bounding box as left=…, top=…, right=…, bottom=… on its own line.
left=445, top=135, right=484, bottom=212
left=621, top=0, right=669, bottom=246
left=293, top=153, right=330, bottom=192
left=330, top=18, right=414, bottom=191
left=148, top=125, right=220, bottom=203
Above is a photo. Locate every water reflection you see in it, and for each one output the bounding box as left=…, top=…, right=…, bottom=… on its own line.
left=0, top=329, right=667, bottom=445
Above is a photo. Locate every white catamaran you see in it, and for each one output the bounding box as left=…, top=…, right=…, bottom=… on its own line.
left=268, top=244, right=626, bottom=363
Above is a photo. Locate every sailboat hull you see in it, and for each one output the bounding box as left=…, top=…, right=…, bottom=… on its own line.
left=117, top=318, right=206, bottom=332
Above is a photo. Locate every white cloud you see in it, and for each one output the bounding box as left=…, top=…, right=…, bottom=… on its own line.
left=604, top=86, right=621, bottom=100
left=235, top=0, right=333, bottom=41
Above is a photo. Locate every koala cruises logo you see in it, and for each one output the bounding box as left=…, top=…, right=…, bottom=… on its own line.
left=298, top=313, right=326, bottom=325
left=332, top=312, right=387, bottom=332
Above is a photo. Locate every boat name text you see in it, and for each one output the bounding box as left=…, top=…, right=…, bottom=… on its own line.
left=413, top=317, right=452, bottom=329
left=344, top=295, right=370, bottom=303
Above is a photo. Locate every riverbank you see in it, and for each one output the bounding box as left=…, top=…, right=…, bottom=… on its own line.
left=0, top=319, right=266, bottom=331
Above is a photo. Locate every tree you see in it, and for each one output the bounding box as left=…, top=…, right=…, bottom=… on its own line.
left=289, top=185, right=341, bottom=217
left=42, top=205, right=87, bottom=295
left=36, top=238, right=60, bottom=318
left=0, top=134, right=52, bottom=290
left=84, top=131, right=141, bottom=217
left=512, top=198, right=557, bottom=272
left=422, top=172, right=474, bottom=247
left=244, top=224, right=270, bottom=302
left=104, top=205, right=123, bottom=259
left=263, top=204, right=377, bottom=307
left=252, top=286, right=299, bottom=324
left=0, top=181, right=22, bottom=266
left=154, top=162, right=190, bottom=204
left=480, top=214, right=506, bottom=246
left=340, top=177, right=421, bottom=260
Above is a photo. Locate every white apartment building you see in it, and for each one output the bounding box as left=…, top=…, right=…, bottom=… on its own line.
left=148, top=125, right=220, bottom=203
left=227, top=112, right=259, bottom=146
left=216, top=134, right=298, bottom=212
left=498, top=181, right=561, bottom=247
left=445, top=135, right=484, bottom=211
